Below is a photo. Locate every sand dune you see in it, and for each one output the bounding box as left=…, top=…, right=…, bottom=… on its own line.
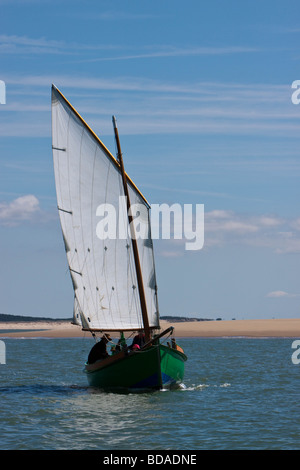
left=1, top=318, right=300, bottom=338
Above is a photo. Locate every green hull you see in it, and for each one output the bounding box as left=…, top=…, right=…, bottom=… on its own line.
left=84, top=344, right=187, bottom=390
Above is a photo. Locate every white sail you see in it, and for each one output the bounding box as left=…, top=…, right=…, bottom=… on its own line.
left=51, top=85, right=160, bottom=331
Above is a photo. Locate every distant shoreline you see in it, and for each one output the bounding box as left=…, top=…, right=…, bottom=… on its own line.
left=0, top=318, right=300, bottom=338
left=0, top=313, right=72, bottom=323
left=0, top=314, right=213, bottom=323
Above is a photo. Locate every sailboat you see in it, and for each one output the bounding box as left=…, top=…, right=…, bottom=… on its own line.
left=51, top=85, right=187, bottom=390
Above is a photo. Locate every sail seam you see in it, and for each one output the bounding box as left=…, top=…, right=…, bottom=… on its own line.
left=103, top=161, right=116, bottom=330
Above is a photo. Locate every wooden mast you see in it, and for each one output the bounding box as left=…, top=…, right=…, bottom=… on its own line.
left=112, top=116, right=151, bottom=343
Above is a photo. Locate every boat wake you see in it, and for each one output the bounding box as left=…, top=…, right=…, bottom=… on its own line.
left=178, top=382, right=231, bottom=391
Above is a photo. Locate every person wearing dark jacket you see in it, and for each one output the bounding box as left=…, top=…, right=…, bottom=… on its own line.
left=87, top=333, right=111, bottom=364
left=131, top=331, right=145, bottom=349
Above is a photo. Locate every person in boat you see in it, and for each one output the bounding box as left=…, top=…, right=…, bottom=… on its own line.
left=171, top=337, right=184, bottom=353
left=87, top=333, right=112, bottom=364
left=131, top=331, right=145, bottom=349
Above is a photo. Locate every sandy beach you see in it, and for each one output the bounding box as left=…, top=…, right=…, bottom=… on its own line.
left=0, top=318, right=300, bottom=338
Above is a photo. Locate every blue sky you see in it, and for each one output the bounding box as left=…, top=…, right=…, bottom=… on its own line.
left=0, top=0, right=300, bottom=320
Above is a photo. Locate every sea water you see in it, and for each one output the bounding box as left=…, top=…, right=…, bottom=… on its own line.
left=0, top=336, right=299, bottom=450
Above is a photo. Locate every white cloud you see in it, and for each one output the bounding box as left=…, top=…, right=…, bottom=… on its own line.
left=266, top=291, right=300, bottom=298
left=0, top=195, right=40, bottom=226
left=204, top=210, right=300, bottom=253
left=154, top=209, right=300, bottom=257
left=257, top=216, right=283, bottom=227
left=275, top=238, right=300, bottom=254
left=291, top=218, right=300, bottom=231
left=205, top=210, right=259, bottom=236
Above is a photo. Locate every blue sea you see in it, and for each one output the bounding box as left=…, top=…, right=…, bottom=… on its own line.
left=0, top=336, right=300, bottom=451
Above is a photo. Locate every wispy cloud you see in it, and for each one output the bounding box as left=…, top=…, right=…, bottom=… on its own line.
left=4, top=73, right=290, bottom=100
left=87, top=11, right=157, bottom=21
left=0, top=34, right=260, bottom=61
left=154, top=209, right=300, bottom=258
left=266, top=291, right=300, bottom=298
left=0, top=34, right=67, bottom=55
left=1, top=74, right=298, bottom=139
left=204, top=210, right=300, bottom=254
left=80, top=45, right=259, bottom=63
left=0, top=34, right=118, bottom=55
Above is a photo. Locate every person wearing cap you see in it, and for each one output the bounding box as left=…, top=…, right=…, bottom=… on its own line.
left=87, top=333, right=112, bottom=364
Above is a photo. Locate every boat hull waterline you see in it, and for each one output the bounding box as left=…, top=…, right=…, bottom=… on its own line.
left=85, top=344, right=187, bottom=390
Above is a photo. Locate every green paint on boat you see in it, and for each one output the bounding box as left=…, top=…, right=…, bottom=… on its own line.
left=85, top=343, right=187, bottom=390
